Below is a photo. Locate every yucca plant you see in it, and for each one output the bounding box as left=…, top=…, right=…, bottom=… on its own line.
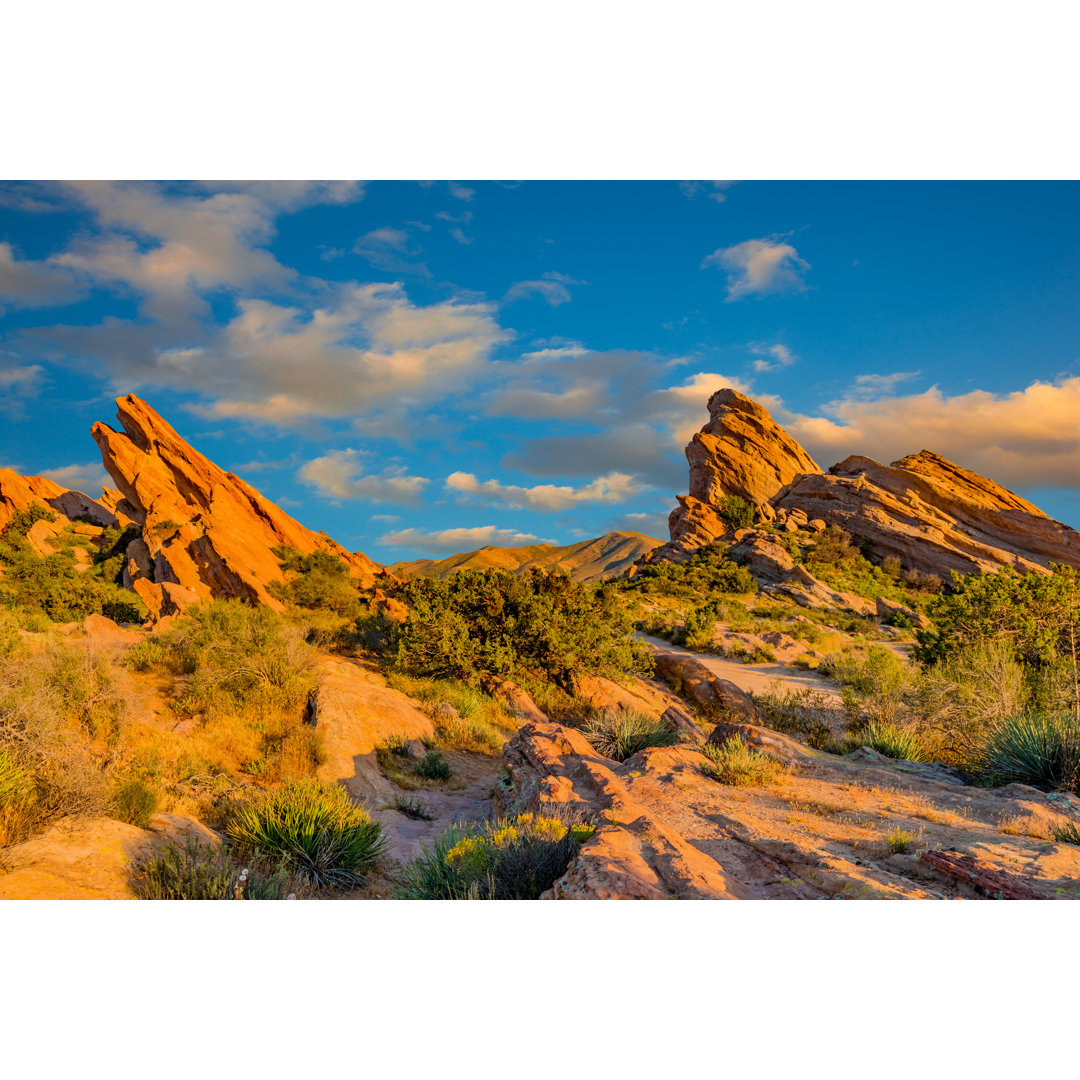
left=972, top=713, right=1079, bottom=790
left=1051, top=820, right=1080, bottom=845
left=699, top=737, right=783, bottom=787
left=858, top=722, right=926, bottom=762
left=227, top=778, right=386, bottom=890
left=582, top=709, right=679, bottom=762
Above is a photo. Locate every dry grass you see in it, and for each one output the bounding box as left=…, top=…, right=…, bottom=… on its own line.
left=997, top=812, right=1055, bottom=840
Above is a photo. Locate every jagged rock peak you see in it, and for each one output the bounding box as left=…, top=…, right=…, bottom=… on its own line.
left=688, top=389, right=822, bottom=510
left=91, top=393, right=386, bottom=618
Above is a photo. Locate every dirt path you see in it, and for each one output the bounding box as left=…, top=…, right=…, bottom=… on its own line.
left=638, top=632, right=843, bottom=703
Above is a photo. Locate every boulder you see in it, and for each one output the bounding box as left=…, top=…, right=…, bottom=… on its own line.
left=876, top=595, right=932, bottom=630
left=648, top=645, right=762, bottom=721
left=728, top=532, right=795, bottom=583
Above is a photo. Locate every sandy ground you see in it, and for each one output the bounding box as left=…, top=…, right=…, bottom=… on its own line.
left=637, top=632, right=843, bottom=703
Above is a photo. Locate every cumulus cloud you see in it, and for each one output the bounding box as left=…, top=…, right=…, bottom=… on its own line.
left=122, top=283, right=510, bottom=424
left=750, top=342, right=797, bottom=373
left=446, top=470, right=639, bottom=512
left=298, top=448, right=430, bottom=504
left=0, top=242, right=84, bottom=308
left=37, top=462, right=110, bottom=494
left=379, top=525, right=547, bottom=553
left=776, top=376, right=1080, bottom=492
left=702, top=237, right=810, bottom=300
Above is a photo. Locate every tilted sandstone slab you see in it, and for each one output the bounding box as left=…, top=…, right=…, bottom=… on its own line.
left=91, top=394, right=387, bottom=614
left=0, top=467, right=120, bottom=532
left=653, top=388, right=822, bottom=563
left=774, top=451, right=1080, bottom=577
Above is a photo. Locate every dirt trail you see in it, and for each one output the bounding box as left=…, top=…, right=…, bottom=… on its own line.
left=638, top=633, right=843, bottom=703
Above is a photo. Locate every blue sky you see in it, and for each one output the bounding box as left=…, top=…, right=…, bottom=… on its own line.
left=1, top=180, right=1078, bottom=562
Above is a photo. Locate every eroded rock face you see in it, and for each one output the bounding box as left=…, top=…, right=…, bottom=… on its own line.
left=0, top=467, right=120, bottom=532
left=646, top=387, right=1080, bottom=581
left=774, top=452, right=1080, bottom=577
left=91, top=394, right=387, bottom=614
left=654, top=389, right=822, bottom=563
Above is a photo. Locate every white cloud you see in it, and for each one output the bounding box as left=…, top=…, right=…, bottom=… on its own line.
left=38, top=462, right=110, bottom=494
left=152, top=283, right=509, bottom=424
left=702, top=237, right=810, bottom=300
left=750, top=342, right=797, bottom=373
left=380, top=525, right=547, bottom=553
left=776, top=376, right=1080, bottom=492
left=0, top=363, right=46, bottom=418
left=371, top=513, right=400, bottom=523
left=446, top=470, right=640, bottom=512
left=298, top=449, right=430, bottom=504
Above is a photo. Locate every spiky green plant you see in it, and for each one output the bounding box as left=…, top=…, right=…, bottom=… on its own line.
left=392, top=795, right=435, bottom=821
left=227, top=778, right=386, bottom=889
left=699, top=737, right=783, bottom=786
left=396, top=811, right=595, bottom=900
left=0, top=750, right=33, bottom=808
left=971, top=713, right=1079, bottom=790
left=111, top=778, right=161, bottom=828
left=858, top=722, right=926, bottom=762
left=582, top=709, right=678, bottom=762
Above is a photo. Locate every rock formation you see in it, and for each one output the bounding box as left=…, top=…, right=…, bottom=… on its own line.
left=91, top=394, right=387, bottom=617
left=774, top=451, right=1080, bottom=577
left=0, top=467, right=121, bottom=532
left=655, top=389, right=822, bottom=562
left=652, top=387, right=1080, bottom=580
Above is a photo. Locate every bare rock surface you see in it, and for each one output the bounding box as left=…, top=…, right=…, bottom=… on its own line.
left=91, top=394, right=388, bottom=616
left=0, top=814, right=208, bottom=899
left=501, top=719, right=1080, bottom=900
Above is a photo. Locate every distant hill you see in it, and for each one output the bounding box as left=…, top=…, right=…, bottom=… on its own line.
left=390, top=531, right=664, bottom=584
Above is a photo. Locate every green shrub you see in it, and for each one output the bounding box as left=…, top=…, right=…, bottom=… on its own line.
left=699, top=737, right=784, bottom=786
left=130, top=837, right=300, bottom=899
left=619, top=544, right=757, bottom=606
left=268, top=545, right=364, bottom=619
left=718, top=495, right=754, bottom=531
left=150, top=600, right=314, bottom=716
left=829, top=721, right=925, bottom=761
left=391, top=795, right=435, bottom=821
left=396, top=811, right=594, bottom=899
left=582, top=709, right=679, bottom=762
left=0, top=749, right=33, bottom=808
left=753, top=685, right=836, bottom=749
left=885, top=827, right=916, bottom=853
left=227, top=778, right=387, bottom=889
left=414, top=749, right=452, bottom=780
left=395, top=567, right=650, bottom=690
left=112, top=778, right=160, bottom=828
left=970, top=713, right=1079, bottom=790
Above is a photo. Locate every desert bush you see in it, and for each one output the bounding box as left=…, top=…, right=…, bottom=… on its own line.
left=617, top=544, right=757, bottom=606
left=1052, top=820, right=1080, bottom=845
left=718, top=495, right=755, bottom=530
left=699, top=737, right=784, bottom=786
left=148, top=600, right=314, bottom=717
left=581, top=709, right=679, bottom=761
left=394, top=567, right=650, bottom=690
left=111, top=778, right=161, bottom=828
left=268, top=545, right=364, bottom=618
left=391, top=795, right=435, bottom=821
left=821, top=645, right=909, bottom=727
left=227, top=778, right=386, bottom=890
left=969, top=713, right=1079, bottom=791
left=753, top=685, right=837, bottom=749
left=830, top=721, right=925, bottom=762
left=414, top=749, right=452, bottom=780
left=885, top=827, right=916, bottom=853
left=130, top=836, right=300, bottom=900
left=396, top=810, right=595, bottom=899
